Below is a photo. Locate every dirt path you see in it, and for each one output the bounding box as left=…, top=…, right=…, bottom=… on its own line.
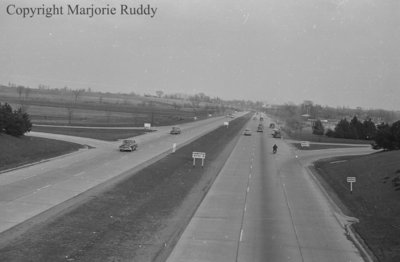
left=0, top=114, right=251, bottom=262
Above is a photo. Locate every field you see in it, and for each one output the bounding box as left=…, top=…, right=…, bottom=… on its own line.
left=1, top=85, right=225, bottom=127
left=0, top=114, right=251, bottom=262
left=314, top=151, right=400, bottom=262
left=32, top=126, right=153, bottom=141
left=0, top=134, right=83, bottom=172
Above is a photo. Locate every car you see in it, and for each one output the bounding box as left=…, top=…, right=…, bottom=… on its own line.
left=170, top=126, right=181, bottom=134
left=244, top=128, right=252, bottom=136
left=269, top=123, right=275, bottom=129
left=272, top=129, right=281, bottom=138
left=257, top=125, right=263, bottom=132
left=119, top=139, right=138, bottom=152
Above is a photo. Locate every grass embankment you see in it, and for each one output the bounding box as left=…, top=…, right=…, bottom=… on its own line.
left=314, top=151, right=400, bottom=262
left=32, top=126, right=153, bottom=141
left=0, top=114, right=251, bottom=262
left=0, top=134, right=83, bottom=172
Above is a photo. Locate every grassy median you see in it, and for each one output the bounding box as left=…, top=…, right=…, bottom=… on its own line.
left=0, top=134, right=83, bottom=172
left=0, top=114, right=251, bottom=262
left=314, top=151, right=400, bottom=262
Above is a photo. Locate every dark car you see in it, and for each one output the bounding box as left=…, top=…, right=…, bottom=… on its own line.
left=170, top=126, right=181, bottom=134
left=119, top=139, right=138, bottom=152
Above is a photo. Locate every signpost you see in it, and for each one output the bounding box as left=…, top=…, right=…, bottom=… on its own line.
left=224, top=121, right=229, bottom=128
left=192, top=152, right=206, bottom=167
left=347, top=177, right=356, bottom=193
left=172, top=143, right=176, bottom=153
left=144, top=123, right=151, bottom=130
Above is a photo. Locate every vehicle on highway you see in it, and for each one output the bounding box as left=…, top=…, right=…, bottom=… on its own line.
left=119, top=139, right=138, bottom=152
left=273, top=144, right=278, bottom=154
left=269, top=123, right=275, bottom=129
left=260, top=117, right=264, bottom=121
left=170, top=126, right=181, bottom=134
left=272, top=129, right=281, bottom=138
left=244, top=128, right=252, bottom=136
left=257, top=124, right=263, bottom=132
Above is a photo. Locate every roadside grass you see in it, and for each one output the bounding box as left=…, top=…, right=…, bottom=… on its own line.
left=0, top=114, right=251, bottom=262
left=314, top=151, right=400, bottom=262
left=291, top=143, right=369, bottom=150
left=32, top=126, right=153, bottom=141
left=283, top=129, right=372, bottom=144
left=0, top=134, right=83, bottom=172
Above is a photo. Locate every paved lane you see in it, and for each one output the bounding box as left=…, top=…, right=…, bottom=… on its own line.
left=0, top=114, right=245, bottom=234
left=167, top=117, right=372, bottom=262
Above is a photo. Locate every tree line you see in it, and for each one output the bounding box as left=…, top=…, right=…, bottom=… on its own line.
left=313, top=116, right=400, bottom=151
left=0, top=103, right=32, bottom=137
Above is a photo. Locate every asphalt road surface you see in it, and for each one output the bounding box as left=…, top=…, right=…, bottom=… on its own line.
left=0, top=114, right=245, bottom=235
left=166, top=116, right=374, bottom=262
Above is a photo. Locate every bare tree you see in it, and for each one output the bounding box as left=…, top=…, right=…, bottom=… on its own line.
left=16, top=86, right=24, bottom=100
left=66, top=107, right=74, bottom=125
left=72, top=89, right=84, bottom=104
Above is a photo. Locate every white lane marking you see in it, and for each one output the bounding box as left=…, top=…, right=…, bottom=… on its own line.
left=250, top=165, right=252, bottom=169
left=23, top=174, right=38, bottom=180
left=244, top=205, right=247, bottom=212
left=240, top=229, right=244, bottom=242
left=37, top=184, right=51, bottom=191
left=247, top=186, right=250, bottom=193
left=74, top=171, right=85, bottom=177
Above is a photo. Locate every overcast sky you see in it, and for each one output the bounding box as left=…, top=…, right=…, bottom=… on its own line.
left=0, top=0, right=399, bottom=110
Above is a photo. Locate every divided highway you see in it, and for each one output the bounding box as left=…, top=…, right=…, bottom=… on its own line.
left=0, top=114, right=246, bottom=235
left=167, top=116, right=373, bottom=262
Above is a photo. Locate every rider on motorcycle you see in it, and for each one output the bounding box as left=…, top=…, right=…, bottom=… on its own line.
left=273, top=144, right=278, bottom=153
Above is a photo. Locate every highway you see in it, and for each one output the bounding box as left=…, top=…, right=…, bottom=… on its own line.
left=166, top=116, right=374, bottom=262
left=0, top=114, right=245, bottom=235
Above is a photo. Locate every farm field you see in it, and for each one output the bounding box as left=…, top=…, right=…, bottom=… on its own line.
left=314, top=151, right=400, bottom=262
left=0, top=134, right=83, bottom=172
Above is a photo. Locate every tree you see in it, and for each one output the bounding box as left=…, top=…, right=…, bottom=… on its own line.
left=362, top=119, right=377, bottom=140
left=155, top=90, right=164, bottom=98
left=350, top=116, right=364, bottom=139
left=334, top=118, right=351, bottom=138
left=373, top=123, right=395, bottom=150
left=312, top=120, right=325, bottom=135
left=72, top=89, right=84, bottom=104
left=0, top=103, right=32, bottom=137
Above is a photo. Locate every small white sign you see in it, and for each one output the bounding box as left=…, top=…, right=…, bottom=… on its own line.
left=347, top=177, right=356, bottom=193
left=224, top=121, right=229, bottom=127
left=192, top=152, right=206, bottom=159
left=347, top=177, right=356, bottom=183
left=192, top=151, right=206, bottom=167
left=144, top=123, right=151, bottom=129
left=300, top=141, right=310, bottom=147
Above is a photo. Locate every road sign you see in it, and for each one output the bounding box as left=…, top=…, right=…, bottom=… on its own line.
left=347, top=177, right=356, bottom=193
left=144, top=123, right=151, bottom=129
left=224, top=121, right=229, bottom=127
left=300, top=141, right=310, bottom=147
left=192, top=152, right=206, bottom=167
left=347, top=177, right=356, bottom=183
